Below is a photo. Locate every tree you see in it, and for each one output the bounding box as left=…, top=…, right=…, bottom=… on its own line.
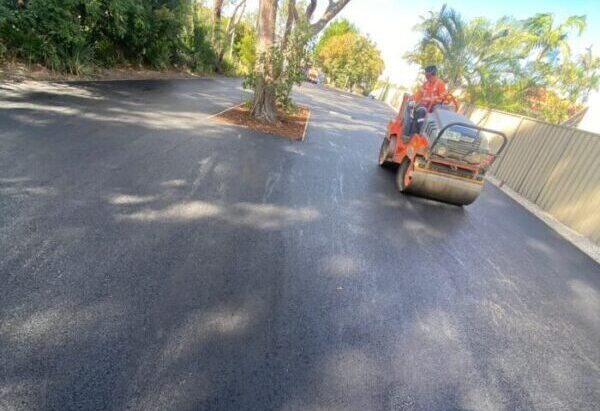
left=218, top=0, right=247, bottom=64
left=234, top=19, right=256, bottom=73
left=405, top=5, right=598, bottom=123
left=317, top=30, right=384, bottom=93
left=0, top=0, right=218, bottom=73
left=250, top=0, right=279, bottom=122
left=524, top=13, right=586, bottom=64
left=555, top=48, right=600, bottom=104
left=249, top=0, right=354, bottom=122
left=314, top=18, right=358, bottom=58
left=405, top=5, right=513, bottom=89
left=212, top=0, right=225, bottom=47
left=306, top=0, right=352, bottom=36
left=281, top=0, right=298, bottom=51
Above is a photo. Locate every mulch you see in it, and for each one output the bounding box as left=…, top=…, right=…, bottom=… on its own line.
left=213, top=105, right=310, bottom=141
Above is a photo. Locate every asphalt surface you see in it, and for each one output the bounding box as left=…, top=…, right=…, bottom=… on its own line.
left=1, top=78, right=599, bottom=411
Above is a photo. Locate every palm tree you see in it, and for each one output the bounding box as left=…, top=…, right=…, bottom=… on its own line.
left=410, top=5, right=510, bottom=90
left=523, top=13, right=586, bottom=63
left=415, top=5, right=467, bottom=88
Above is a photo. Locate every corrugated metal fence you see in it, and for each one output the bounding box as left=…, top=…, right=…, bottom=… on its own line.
left=460, top=104, right=600, bottom=245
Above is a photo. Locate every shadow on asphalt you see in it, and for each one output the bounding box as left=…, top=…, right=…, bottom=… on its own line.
left=1, top=79, right=599, bottom=410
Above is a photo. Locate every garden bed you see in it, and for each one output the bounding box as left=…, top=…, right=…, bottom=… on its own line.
left=213, top=104, right=310, bottom=141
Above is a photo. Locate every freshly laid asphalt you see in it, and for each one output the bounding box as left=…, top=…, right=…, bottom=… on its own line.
left=1, top=78, right=599, bottom=411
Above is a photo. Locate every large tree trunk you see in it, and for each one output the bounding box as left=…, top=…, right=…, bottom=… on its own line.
left=251, top=77, right=278, bottom=122
left=250, top=0, right=353, bottom=122
left=250, top=0, right=278, bottom=122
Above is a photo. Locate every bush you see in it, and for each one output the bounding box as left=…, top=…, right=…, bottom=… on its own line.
left=0, top=0, right=218, bottom=73
left=185, top=7, right=216, bottom=72
left=235, top=28, right=256, bottom=75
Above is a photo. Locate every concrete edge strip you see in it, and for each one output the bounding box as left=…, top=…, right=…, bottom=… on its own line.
left=301, top=108, right=312, bottom=142
left=205, top=102, right=245, bottom=121
left=3, top=76, right=215, bottom=85
left=487, top=176, right=600, bottom=264
left=67, top=76, right=212, bottom=83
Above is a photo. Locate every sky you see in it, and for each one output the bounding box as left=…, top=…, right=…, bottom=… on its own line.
left=334, top=0, right=600, bottom=87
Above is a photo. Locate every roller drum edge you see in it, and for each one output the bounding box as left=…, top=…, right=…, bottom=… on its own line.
left=406, top=170, right=483, bottom=206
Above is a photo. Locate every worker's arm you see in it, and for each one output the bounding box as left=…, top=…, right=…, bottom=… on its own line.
left=436, top=81, right=447, bottom=97
left=429, top=80, right=447, bottom=105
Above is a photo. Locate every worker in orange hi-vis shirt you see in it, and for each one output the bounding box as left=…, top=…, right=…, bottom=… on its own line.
left=412, top=65, right=447, bottom=132
left=414, top=65, right=447, bottom=106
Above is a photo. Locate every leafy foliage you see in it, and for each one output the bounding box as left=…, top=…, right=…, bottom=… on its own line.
left=315, top=24, right=384, bottom=94
left=0, top=0, right=216, bottom=73
left=406, top=5, right=598, bottom=123
left=313, top=18, right=357, bottom=57
left=244, top=19, right=312, bottom=111
left=234, top=20, right=257, bottom=74
left=273, top=19, right=313, bottom=109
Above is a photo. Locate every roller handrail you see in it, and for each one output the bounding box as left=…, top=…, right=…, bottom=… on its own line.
left=430, top=122, right=509, bottom=158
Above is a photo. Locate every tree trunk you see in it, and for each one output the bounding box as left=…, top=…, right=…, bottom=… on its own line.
left=250, top=0, right=279, bottom=122
left=305, top=0, right=317, bottom=20
left=281, top=0, right=297, bottom=51
left=218, top=0, right=247, bottom=65
left=212, top=0, right=225, bottom=49
left=252, top=76, right=278, bottom=122
left=228, top=32, right=236, bottom=60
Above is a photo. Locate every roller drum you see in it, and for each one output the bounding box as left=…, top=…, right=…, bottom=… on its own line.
left=406, top=169, right=483, bottom=206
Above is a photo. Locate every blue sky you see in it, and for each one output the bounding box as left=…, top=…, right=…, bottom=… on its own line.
left=335, top=0, right=600, bottom=86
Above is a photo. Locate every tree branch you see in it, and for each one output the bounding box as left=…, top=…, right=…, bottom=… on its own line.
left=305, top=0, right=317, bottom=20
left=225, top=0, right=247, bottom=37
left=282, top=0, right=297, bottom=50
left=309, top=0, right=352, bottom=36
left=212, top=0, right=225, bottom=45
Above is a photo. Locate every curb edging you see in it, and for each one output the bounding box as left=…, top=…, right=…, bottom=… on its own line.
left=205, top=102, right=246, bottom=121
left=301, top=108, right=312, bottom=142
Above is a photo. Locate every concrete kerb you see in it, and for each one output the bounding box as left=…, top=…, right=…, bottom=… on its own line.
left=64, top=76, right=214, bottom=83
left=301, top=108, right=312, bottom=142
left=204, top=103, right=311, bottom=143
left=205, top=102, right=246, bottom=121
left=487, top=176, right=600, bottom=264
left=1, top=76, right=217, bottom=86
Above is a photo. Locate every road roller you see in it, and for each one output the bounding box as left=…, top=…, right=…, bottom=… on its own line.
left=378, top=93, right=508, bottom=206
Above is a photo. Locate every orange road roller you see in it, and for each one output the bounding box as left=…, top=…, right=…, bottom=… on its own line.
left=378, top=94, right=508, bottom=206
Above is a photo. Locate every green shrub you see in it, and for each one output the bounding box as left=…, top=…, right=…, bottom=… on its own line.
left=190, top=20, right=216, bottom=71
left=236, top=29, right=256, bottom=75
left=0, top=0, right=219, bottom=73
